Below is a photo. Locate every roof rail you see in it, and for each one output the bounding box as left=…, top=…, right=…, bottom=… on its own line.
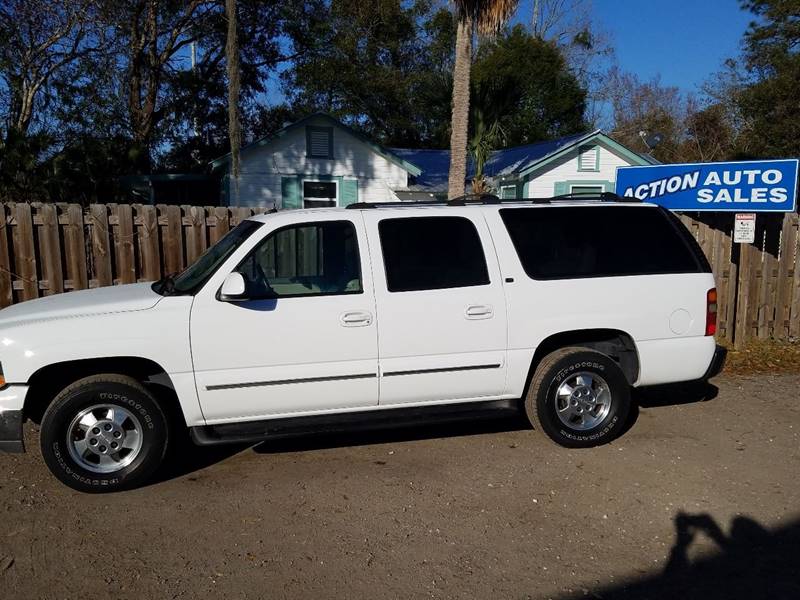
left=447, top=193, right=501, bottom=206
left=549, top=191, right=640, bottom=203
left=345, top=191, right=638, bottom=209
left=346, top=200, right=446, bottom=209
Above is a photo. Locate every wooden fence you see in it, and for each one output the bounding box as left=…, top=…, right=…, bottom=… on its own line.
left=0, top=203, right=265, bottom=307
left=0, top=202, right=797, bottom=348
left=675, top=211, right=800, bottom=348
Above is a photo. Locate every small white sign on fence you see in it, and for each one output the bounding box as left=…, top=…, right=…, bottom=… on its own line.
left=734, top=213, right=756, bottom=244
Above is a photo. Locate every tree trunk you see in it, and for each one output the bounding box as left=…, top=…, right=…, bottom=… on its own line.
left=447, top=16, right=473, bottom=200
left=225, top=0, right=242, bottom=207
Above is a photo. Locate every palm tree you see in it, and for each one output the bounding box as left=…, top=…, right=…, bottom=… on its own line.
left=225, top=0, right=242, bottom=206
left=447, top=0, right=519, bottom=199
left=469, top=106, right=505, bottom=194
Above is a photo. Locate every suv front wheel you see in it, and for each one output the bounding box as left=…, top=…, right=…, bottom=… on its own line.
left=40, top=374, right=168, bottom=493
left=525, top=347, right=631, bottom=448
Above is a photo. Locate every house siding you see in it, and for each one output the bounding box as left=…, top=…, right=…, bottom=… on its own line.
left=520, top=141, right=634, bottom=198
left=227, top=116, right=408, bottom=207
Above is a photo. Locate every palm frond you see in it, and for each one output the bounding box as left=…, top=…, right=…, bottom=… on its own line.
left=451, top=0, right=520, bottom=36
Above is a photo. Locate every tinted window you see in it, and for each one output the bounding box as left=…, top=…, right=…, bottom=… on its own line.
left=379, top=216, right=490, bottom=292
left=500, top=206, right=703, bottom=280
left=236, top=220, right=362, bottom=298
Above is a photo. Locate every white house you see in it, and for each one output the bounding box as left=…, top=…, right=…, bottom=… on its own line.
left=210, top=113, right=657, bottom=208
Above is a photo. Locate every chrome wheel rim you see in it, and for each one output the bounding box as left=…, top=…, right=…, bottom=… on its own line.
left=67, top=404, right=143, bottom=474
left=555, top=371, right=612, bottom=431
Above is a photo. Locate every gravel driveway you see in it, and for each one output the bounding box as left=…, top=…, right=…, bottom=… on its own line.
left=1, top=374, right=798, bottom=599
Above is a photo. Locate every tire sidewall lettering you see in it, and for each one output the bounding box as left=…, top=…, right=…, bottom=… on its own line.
left=51, top=440, right=121, bottom=487
left=554, top=360, right=605, bottom=384
left=98, top=392, right=154, bottom=429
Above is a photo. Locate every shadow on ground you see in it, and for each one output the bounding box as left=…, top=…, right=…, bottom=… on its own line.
left=561, top=512, right=800, bottom=600
left=149, top=381, right=719, bottom=484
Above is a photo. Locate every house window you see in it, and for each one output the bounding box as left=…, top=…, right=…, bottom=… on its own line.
left=570, top=184, right=604, bottom=195
left=500, top=185, right=517, bottom=200
left=578, top=145, right=599, bottom=171
left=303, top=180, right=338, bottom=208
left=306, top=126, right=333, bottom=159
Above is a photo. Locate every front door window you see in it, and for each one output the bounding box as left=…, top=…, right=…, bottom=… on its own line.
left=236, top=220, right=362, bottom=298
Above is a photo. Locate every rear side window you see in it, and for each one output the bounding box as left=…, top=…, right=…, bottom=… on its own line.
left=500, top=206, right=705, bottom=280
left=379, top=216, right=490, bottom=292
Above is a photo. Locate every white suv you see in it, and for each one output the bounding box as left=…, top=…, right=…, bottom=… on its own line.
left=0, top=195, right=725, bottom=492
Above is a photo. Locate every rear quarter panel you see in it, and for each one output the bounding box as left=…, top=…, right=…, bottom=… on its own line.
left=482, top=207, right=716, bottom=390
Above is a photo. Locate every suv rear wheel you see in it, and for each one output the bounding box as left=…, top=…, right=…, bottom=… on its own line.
left=525, top=347, right=631, bottom=448
left=40, top=374, right=168, bottom=493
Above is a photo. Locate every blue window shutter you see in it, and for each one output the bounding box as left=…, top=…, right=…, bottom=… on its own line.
left=281, top=176, right=301, bottom=209
left=554, top=182, right=568, bottom=196
left=340, top=179, right=358, bottom=206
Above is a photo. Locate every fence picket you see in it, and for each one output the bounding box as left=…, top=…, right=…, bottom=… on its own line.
left=0, top=205, right=12, bottom=307
left=113, top=204, right=136, bottom=284
left=13, top=203, right=39, bottom=301
left=90, top=204, right=113, bottom=288
left=164, top=205, right=184, bottom=275
left=138, top=205, right=161, bottom=281
left=38, top=203, right=63, bottom=295
left=65, top=204, right=88, bottom=290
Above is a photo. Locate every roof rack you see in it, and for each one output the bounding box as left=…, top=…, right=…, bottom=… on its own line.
left=345, top=191, right=638, bottom=209
left=550, top=191, right=640, bottom=203
left=346, top=193, right=501, bottom=210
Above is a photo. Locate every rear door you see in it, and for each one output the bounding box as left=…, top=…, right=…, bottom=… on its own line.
left=363, top=209, right=508, bottom=405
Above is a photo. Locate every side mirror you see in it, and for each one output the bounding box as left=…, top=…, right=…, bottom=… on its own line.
left=219, top=272, right=248, bottom=301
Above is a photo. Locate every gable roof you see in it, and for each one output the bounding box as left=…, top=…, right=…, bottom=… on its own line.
left=390, top=130, right=656, bottom=192
left=209, top=113, right=422, bottom=176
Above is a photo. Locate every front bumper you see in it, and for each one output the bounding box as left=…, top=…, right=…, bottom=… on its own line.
left=0, top=384, right=28, bottom=453
left=703, top=344, right=727, bottom=380
left=0, top=409, right=23, bottom=453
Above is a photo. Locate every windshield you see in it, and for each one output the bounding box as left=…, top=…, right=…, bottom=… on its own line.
left=155, top=219, right=262, bottom=295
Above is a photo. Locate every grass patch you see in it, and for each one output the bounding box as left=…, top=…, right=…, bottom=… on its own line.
left=721, top=339, right=800, bottom=375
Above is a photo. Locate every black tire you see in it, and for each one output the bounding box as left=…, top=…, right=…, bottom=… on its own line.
left=40, top=374, right=168, bottom=493
left=525, top=347, right=631, bottom=448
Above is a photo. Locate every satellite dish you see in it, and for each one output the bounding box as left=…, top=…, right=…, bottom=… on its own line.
left=639, top=131, right=664, bottom=151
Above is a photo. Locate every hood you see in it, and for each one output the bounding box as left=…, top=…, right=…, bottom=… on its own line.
left=0, top=283, right=164, bottom=328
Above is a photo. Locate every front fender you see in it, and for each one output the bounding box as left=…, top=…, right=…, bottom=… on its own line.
left=0, top=296, right=205, bottom=426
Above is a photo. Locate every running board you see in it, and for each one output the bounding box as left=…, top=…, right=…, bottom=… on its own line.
left=189, top=400, right=520, bottom=446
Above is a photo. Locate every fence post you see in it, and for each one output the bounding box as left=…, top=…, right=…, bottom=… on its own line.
left=13, top=203, right=38, bottom=301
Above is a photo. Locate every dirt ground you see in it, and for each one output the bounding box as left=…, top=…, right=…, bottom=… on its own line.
left=1, top=373, right=799, bottom=600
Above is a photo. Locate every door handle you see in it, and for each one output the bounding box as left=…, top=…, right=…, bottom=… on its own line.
left=465, top=304, right=493, bottom=319
left=340, top=311, right=373, bottom=327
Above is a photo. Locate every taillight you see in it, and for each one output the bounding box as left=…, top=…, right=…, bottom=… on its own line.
left=706, top=288, right=717, bottom=336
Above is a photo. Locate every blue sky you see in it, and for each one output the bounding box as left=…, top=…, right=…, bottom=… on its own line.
left=515, top=0, right=754, bottom=94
